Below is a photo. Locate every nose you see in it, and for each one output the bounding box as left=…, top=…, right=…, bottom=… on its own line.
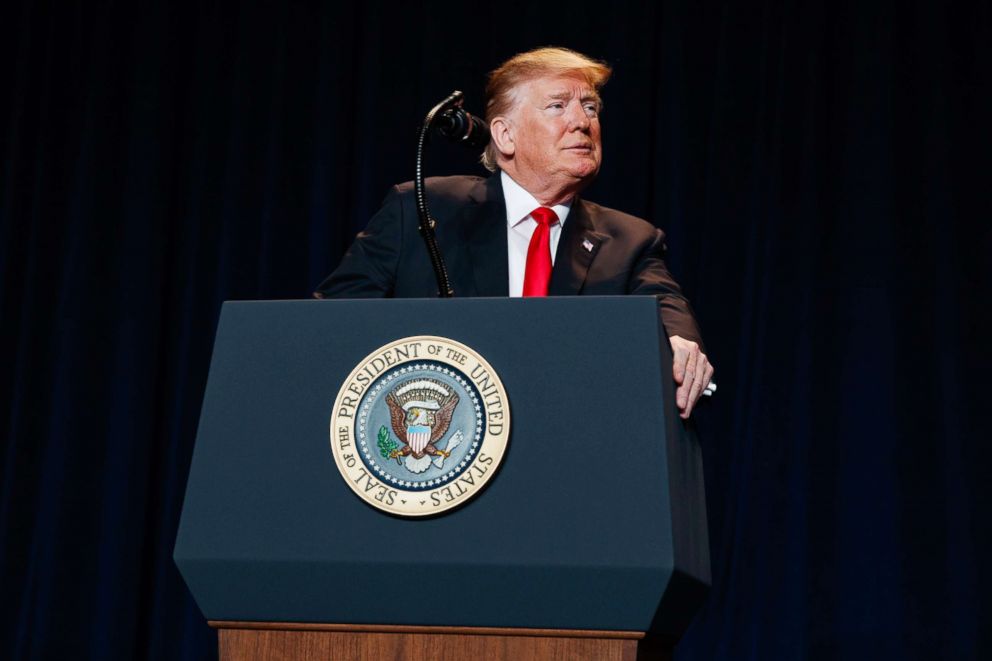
left=567, top=102, right=590, bottom=131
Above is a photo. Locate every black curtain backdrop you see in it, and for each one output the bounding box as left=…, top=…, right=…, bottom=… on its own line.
left=2, top=1, right=990, bottom=659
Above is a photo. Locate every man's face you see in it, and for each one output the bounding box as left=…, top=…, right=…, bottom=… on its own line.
left=504, top=73, right=602, bottom=195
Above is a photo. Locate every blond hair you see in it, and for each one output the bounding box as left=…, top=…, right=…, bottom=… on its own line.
left=481, top=47, right=612, bottom=172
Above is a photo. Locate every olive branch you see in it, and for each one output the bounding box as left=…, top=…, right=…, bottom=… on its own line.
left=377, top=425, right=401, bottom=463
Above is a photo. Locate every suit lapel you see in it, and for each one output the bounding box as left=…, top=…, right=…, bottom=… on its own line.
left=462, top=175, right=509, bottom=297
left=549, top=199, right=609, bottom=295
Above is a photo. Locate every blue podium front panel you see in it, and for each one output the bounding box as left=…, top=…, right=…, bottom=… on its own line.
left=174, top=297, right=708, bottom=633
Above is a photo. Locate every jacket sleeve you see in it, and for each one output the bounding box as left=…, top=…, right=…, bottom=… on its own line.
left=312, top=186, right=405, bottom=299
left=627, top=227, right=706, bottom=350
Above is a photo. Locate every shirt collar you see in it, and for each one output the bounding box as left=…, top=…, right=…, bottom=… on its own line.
left=501, top=171, right=572, bottom=228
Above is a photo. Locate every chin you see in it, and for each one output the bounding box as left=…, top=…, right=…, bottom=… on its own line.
left=568, top=163, right=600, bottom=181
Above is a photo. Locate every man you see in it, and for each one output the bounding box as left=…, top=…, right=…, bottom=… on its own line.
left=315, top=47, right=714, bottom=418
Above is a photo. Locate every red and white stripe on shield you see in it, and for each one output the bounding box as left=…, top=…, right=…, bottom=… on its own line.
left=407, top=425, right=431, bottom=454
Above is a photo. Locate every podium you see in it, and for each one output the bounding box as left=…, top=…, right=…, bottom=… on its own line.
left=175, top=297, right=710, bottom=660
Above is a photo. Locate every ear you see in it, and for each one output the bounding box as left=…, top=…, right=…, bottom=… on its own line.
left=489, top=117, right=515, bottom=158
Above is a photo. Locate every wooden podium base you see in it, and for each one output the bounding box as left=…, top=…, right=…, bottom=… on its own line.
left=210, top=621, right=674, bottom=661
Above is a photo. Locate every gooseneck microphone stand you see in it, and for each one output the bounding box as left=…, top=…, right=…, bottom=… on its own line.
left=415, top=90, right=488, bottom=298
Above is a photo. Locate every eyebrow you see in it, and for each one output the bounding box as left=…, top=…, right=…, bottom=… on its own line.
left=545, top=90, right=603, bottom=106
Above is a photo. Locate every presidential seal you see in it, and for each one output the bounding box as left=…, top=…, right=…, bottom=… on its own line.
left=330, top=336, right=510, bottom=517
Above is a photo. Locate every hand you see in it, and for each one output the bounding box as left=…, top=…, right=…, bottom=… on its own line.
left=669, top=335, right=715, bottom=419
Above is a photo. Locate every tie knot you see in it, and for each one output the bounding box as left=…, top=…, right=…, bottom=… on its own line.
left=531, top=207, right=559, bottom=227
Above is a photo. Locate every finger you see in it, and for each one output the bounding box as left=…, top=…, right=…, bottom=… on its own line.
left=672, top=346, right=688, bottom=384
left=678, top=348, right=698, bottom=409
left=684, top=357, right=708, bottom=417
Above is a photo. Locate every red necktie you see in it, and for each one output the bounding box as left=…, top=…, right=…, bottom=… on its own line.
left=522, top=207, right=559, bottom=297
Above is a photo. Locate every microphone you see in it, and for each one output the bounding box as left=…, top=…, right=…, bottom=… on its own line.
left=414, top=90, right=487, bottom=297
left=435, top=106, right=490, bottom=148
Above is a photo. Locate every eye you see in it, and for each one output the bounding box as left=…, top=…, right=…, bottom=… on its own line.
left=547, top=102, right=565, bottom=110
left=583, top=103, right=599, bottom=116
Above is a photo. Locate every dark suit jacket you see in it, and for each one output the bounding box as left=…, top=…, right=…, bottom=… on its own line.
left=314, top=174, right=704, bottom=346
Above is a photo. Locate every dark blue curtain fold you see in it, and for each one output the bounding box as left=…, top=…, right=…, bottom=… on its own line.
left=1, top=1, right=989, bottom=659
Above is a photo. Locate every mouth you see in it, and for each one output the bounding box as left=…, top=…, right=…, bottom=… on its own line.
left=564, top=145, right=594, bottom=153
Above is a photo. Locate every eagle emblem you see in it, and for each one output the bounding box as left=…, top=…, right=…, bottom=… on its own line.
left=383, top=378, right=461, bottom=473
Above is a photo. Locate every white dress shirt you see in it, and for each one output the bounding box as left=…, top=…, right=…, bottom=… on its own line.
left=501, top=171, right=573, bottom=297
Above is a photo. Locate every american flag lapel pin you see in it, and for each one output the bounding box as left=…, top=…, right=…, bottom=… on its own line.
left=582, top=239, right=594, bottom=252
